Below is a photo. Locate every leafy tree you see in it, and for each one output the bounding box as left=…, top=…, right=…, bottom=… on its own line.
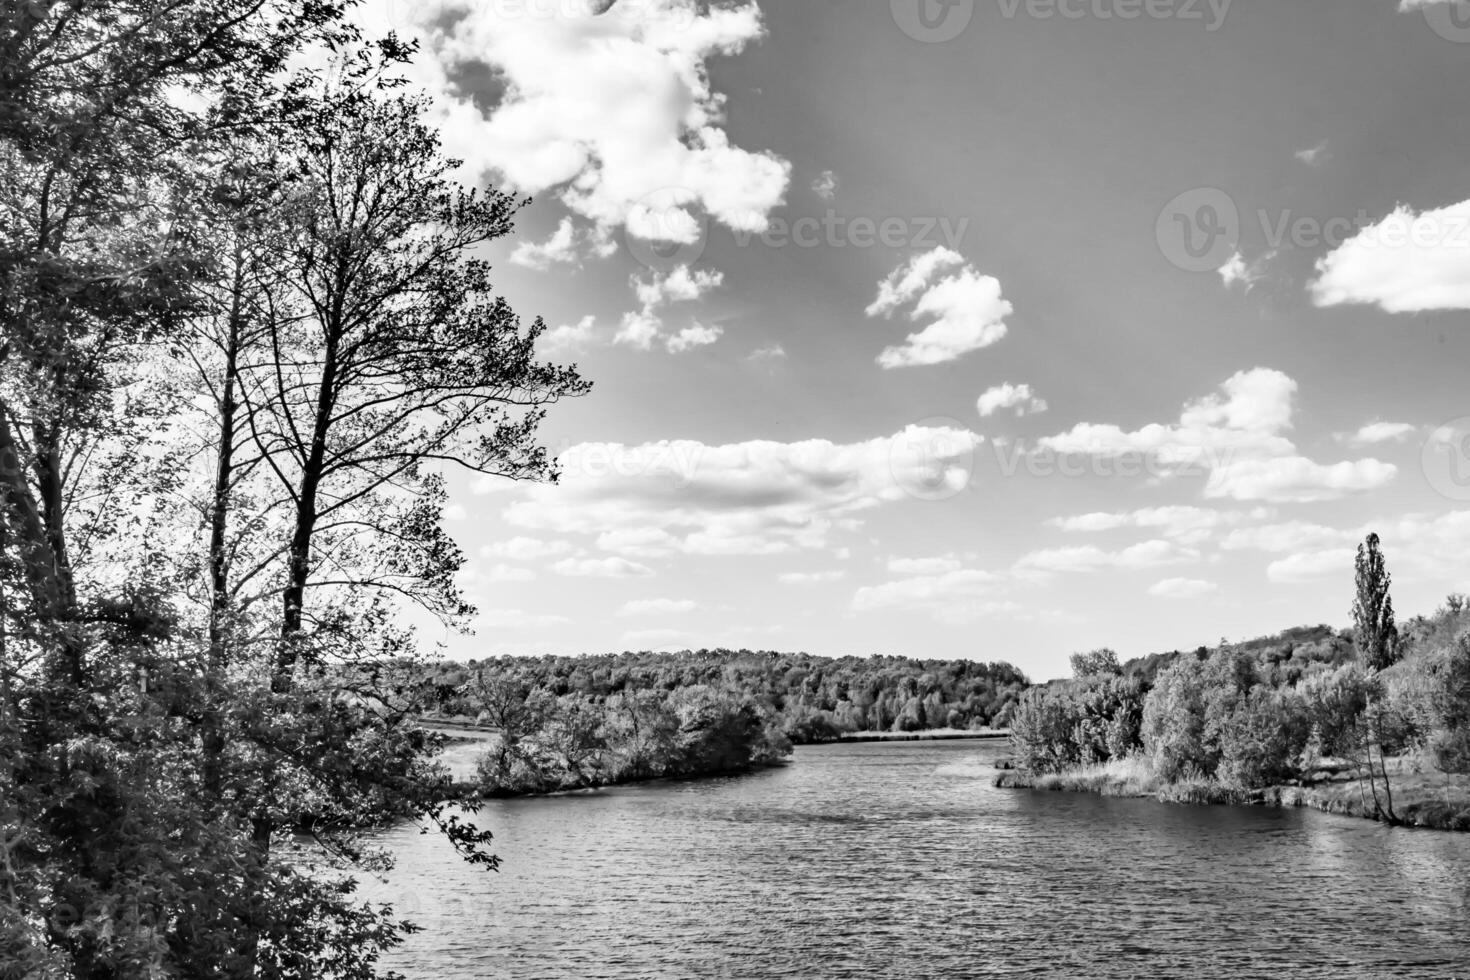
left=1353, top=533, right=1399, bottom=671
left=1070, top=647, right=1122, bottom=680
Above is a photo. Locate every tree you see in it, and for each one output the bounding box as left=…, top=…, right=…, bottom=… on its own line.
left=1353, top=533, right=1399, bottom=671
left=1070, top=648, right=1122, bottom=680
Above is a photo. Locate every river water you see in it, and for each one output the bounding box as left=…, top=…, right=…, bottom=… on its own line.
left=365, top=740, right=1470, bottom=979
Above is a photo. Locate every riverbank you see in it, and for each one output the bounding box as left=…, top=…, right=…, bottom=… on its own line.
left=994, top=755, right=1470, bottom=831
left=835, top=728, right=1009, bottom=743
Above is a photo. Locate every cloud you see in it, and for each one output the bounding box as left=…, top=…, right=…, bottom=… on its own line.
left=400, top=0, right=789, bottom=247
left=1310, top=199, right=1470, bottom=313
left=1039, top=368, right=1396, bottom=503
left=777, top=570, right=846, bottom=585
left=552, top=556, right=655, bottom=578
left=867, top=248, right=1014, bottom=369
left=1048, top=506, right=1269, bottom=544
left=852, top=568, right=1019, bottom=625
left=747, top=343, right=787, bottom=364
left=1016, top=540, right=1199, bottom=574
left=481, top=536, right=574, bottom=561
left=887, top=556, right=963, bottom=576
left=812, top=170, right=838, bottom=200
left=504, top=425, right=984, bottom=558
left=977, top=383, right=1048, bottom=419
left=485, top=563, right=536, bottom=583
left=617, top=598, right=697, bottom=617
left=1337, top=421, right=1417, bottom=447
left=1266, top=549, right=1357, bottom=584
left=614, top=308, right=664, bottom=350
left=510, top=217, right=578, bottom=270
left=665, top=321, right=723, bottom=353
left=541, top=314, right=600, bottom=353
left=618, top=265, right=725, bottom=351
left=1294, top=141, right=1330, bottom=167
left=1218, top=250, right=1275, bottom=291
left=1148, top=578, right=1220, bottom=599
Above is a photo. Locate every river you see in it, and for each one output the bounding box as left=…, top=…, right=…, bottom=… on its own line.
left=364, top=740, right=1470, bottom=979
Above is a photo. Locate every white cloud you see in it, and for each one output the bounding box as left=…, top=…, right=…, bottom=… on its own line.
left=887, top=556, right=963, bottom=576
left=1048, top=506, right=1269, bottom=544
left=1039, top=368, right=1396, bottom=503
left=748, top=343, right=787, bottom=363
left=665, top=321, right=723, bottom=353
left=852, top=569, right=1019, bottom=625
left=617, top=598, right=697, bottom=617
left=1294, top=141, right=1330, bottom=167
left=1148, top=577, right=1220, bottom=599
left=614, top=308, right=664, bottom=350
left=634, top=265, right=724, bottom=307
left=1266, top=549, right=1356, bottom=585
left=401, top=0, right=789, bottom=247
left=542, top=314, right=600, bottom=353
left=1218, top=250, right=1272, bottom=291
left=1220, top=521, right=1351, bottom=554
left=868, top=249, right=1014, bottom=369
left=1017, top=540, right=1199, bottom=574
left=1310, top=199, right=1470, bottom=313
left=977, top=383, right=1048, bottom=418
left=481, top=536, right=574, bottom=561
left=812, top=170, right=838, bottom=200
left=485, top=563, right=536, bottom=583
left=597, top=526, right=680, bottom=558
left=510, top=217, right=579, bottom=270
left=505, top=425, right=984, bottom=557
left=778, top=570, right=847, bottom=585
left=553, top=556, right=655, bottom=578
left=1337, top=421, right=1417, bottom=446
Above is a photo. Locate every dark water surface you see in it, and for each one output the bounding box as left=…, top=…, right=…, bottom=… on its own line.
left=366, top=741, right=1470, bottom=979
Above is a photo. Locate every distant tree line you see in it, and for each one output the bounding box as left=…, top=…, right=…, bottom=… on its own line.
left=1010, top=536, right=1470, bottom=821
left=406, top=650, right=1030, bottom=747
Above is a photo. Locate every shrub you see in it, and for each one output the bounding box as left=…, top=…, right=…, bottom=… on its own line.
left=1142, top=654, right=1212, bottom=781
left=1216, top=687, right=1312, bottom=789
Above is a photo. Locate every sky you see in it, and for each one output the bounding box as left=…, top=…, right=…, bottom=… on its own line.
left=359, top=0, right=1470, bottom=680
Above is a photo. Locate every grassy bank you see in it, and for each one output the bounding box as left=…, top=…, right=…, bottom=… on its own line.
left=994, top=755, right=1470, bottom=831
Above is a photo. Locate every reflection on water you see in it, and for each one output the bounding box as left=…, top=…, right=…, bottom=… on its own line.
left=364, top=741, right=1470, bottom=979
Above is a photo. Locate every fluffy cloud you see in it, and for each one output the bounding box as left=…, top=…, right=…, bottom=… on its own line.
left=852, top=569, right=1018, bottom=625
left=481, top=536, right=574, bottom=561
left=511, top=218, right=580, bottom=270
left=1338, top=421, right=1417, bottom=446
left=617, top=598, right=697, bottom=617
left=1048, top=506, right=1269, bottom=544
left=867, top=248, right=1014, bottom=369
left=665, top=322, right=723, bottom=353
left=1310, top=199, right=1470, bottom=313
left=778, top=570, right=846, bottom=585
left=1294, top=141, right=1330, bottom=167
left=393, top=0, right=789, bottom=245
left=1016, top=540, right=1199, bottom=574
left=1218, top=250, right=1273, bottom=290
left=1266, top=549, right=1357, bottom=584
left=977, top=383, right=1048, bottom=419
left=1148, top=578, right=1220, bottom=599
left=503, top=425, right=984, bottom=558
left=812, top=170, right=838, bottom=200
left=1039, top=368, right=1396, bottom=503
left=887, top=556, right=964, bottom=576
left=553, top=556, right=654, bottom=578
left=541, top=314, right=600, bottom=353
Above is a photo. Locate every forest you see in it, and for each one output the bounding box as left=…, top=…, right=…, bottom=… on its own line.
left=1004, top=535, right=1470, bottom=828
